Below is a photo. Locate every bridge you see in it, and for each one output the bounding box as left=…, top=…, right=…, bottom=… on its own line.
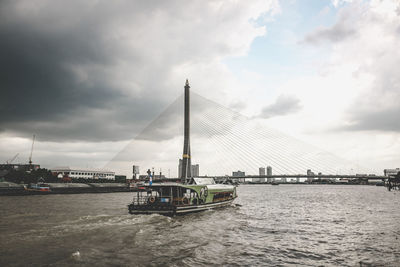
left=209, top=174, right=386, bottom=180
left=209, top=174, right=387, bottom=184
left=106, top=82, right=388, bottom=182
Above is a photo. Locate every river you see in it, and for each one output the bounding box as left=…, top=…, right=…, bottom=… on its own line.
left=1, top=185, right=399, bottom=266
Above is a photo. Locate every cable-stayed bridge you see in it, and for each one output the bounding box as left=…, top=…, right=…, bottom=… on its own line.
left=105, top=92, right=374, bottom=178
left=210, top=174, right=387, bottom=184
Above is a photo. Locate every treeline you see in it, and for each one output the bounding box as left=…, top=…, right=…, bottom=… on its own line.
left=3, top=168, right=57, bottom=184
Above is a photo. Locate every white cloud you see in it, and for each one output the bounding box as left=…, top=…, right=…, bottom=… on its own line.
left=270, top=0, right=400, bottom=171
left=331, top=0, right=354, bottom=8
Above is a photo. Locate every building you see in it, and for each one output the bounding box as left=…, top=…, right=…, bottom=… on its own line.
left=306, top=169, right=315, bottom=183
left=266, top=166, right=272, bottom=175
left=258, top=167, right=265, bottom=182
left=51, top=167, right=115, bottom=180
left=115, top=175, right=127, bottom=183
left=132, top=165, right=140, bottom=180
left=191, top=164, right=200, bottom=177
left=266, top=166, right=272, bottom=182
left=178, top=159, right=200, bottom=178
left=232, top=170, right=245, bottom=177
left=384, top=168, right=400, bottom=177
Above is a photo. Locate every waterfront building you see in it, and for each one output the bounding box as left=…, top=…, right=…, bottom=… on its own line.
left=259, top=167, right=265, bottom=176
left=232, top=170, right=245, bottom=177
left=115, top=175, right=127, bottom=183
left=51, top=167, right=115, bottom=180
left=384, top=168, right=400, bottom=177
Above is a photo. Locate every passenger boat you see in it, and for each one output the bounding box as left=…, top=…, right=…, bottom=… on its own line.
left=128, top=178, right=237, bottom=216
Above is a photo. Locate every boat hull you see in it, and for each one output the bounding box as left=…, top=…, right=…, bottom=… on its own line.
left=128, top=197, right=236, bottom=216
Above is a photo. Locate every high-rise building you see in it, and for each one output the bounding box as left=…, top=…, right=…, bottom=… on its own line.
left=191, top=164, right=199, bottom=177
left=266, top=166, right=272, bottom=182
left=259, top=167, right=265, bottom=176
left=267, top=166, right=272, bottom=176
left=258, top=167, right=265, bottom=182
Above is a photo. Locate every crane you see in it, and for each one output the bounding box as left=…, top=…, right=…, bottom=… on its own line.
left=6, top=153, right=19, bottom=164
left=28, top=134, right=35, bottom=166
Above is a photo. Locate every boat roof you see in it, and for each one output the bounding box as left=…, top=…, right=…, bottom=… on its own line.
left=142, top=182, right=235, bottom=191
left=146, top=183, right=182, bottom=187
left=193, top=177, right=215, bottom=185
left=143, top=178, right=216, bottom=187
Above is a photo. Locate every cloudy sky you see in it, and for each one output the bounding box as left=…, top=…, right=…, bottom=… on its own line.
left=0, top=0, right=399, bottom=176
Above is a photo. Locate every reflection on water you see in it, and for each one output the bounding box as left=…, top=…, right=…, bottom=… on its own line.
left=1, top=185, right=400, bottom=266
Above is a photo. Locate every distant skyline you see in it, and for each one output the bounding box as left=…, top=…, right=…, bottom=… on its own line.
left=1, top=0, right=399, bottom=176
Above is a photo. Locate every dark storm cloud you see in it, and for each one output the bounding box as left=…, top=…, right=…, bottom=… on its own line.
left=258, top=95, right=302, bottom=119
left=0, top=0, right=273, bottom=142
left=0, top=0, right=183, bottom=142
left=0, top=2, right=144, bottom=141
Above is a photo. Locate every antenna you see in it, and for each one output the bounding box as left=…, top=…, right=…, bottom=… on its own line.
left=29, top=134, right=36, bottom=166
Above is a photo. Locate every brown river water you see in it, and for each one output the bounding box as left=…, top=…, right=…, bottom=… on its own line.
left=1, top=185, right=399, bottom=266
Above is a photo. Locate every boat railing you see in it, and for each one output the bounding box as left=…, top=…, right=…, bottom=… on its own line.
left=132, top=196, right=173, bottom=206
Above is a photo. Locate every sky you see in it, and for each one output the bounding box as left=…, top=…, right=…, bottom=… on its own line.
left=0, top=0, right=399, bottom=176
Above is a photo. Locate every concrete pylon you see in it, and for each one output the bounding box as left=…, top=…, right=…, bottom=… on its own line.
left=180, top=79, right=192, bottom=183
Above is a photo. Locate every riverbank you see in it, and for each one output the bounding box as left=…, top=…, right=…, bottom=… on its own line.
left=0, top=182, right=130, bottom=196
